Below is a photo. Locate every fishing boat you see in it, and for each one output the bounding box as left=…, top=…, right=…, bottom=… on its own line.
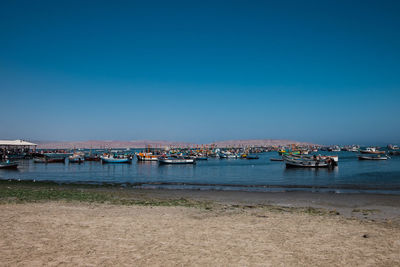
left=69, top=153, right=85, bottom=163
left=280, top=151, right=301, bottom=156
left=34, top=157, right=65, bottom=163
left=328, top=145, right=341, bottom=152
left=0, top=160, right=18, bottom=169
left=158, top=157, right=195, bottom=164
left=43, top=152, right=70, bottom=159
left=388, top=144, right=399, bottom=150
left=359, top=147, right=385, bottom=154
left=348, top=146, right=360, bottom=152
left=218, top=153, right=227, bottom=159
left=100, top=155, right=132, bottom=164
left=246, top=154, right=259, bottom=159
left=358, top=155, right=388, bottom=160
left=84, top=155, right=101, bottom=161
left=288, top=154, right=338, bottom=166
left=136, top=152, right=159, bottom=161
left=283, top=154, right=336, bottom=168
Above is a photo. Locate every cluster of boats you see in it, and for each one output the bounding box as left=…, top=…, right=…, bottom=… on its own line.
left=1, top=144, right=399, bottom=169
left=32, top=152, right=133, bottom=164
left=274, top=146, right=396, bottom=167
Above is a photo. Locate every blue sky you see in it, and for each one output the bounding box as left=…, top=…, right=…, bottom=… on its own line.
left=1, top=0, right=399, bottom=145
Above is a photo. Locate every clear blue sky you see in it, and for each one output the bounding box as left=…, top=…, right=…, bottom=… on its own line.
left=1, top=0, right=399, bottom=145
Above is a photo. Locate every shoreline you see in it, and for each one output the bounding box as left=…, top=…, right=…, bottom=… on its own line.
left=1, top=180, right=400, bottom=265
left=1, top=179, right=400, bottom=223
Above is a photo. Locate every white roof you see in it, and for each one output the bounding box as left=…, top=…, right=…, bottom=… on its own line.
left=0, top=139, right=37, bottom=146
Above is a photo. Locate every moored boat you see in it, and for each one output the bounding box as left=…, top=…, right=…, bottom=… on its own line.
left=359, top=147, right=385, bottom=154
left=69, top=153, right=85, bottom=163
left=218, top=153, right=228, bottom=159
left=158, top=157, right=195, bottom=164
left=0, top=160, right=18, bottom=169
left=34, top=157, right=65, bottom=163
left=270, top=158, right=283, bottom=162
left=283, top=154, right=336, bottom=168
left=100, top=155, right=132, bottom=164
left=84, top=155, right=101, bottom=161
left=136, top=152, right=159, bottom=161
left=328, top=145, right=341, bottom=152
left=358, top=155, right=388, bottom=160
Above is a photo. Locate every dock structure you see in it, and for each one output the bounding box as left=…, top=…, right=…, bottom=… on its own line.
left=0, top=139, right=37, bottom=159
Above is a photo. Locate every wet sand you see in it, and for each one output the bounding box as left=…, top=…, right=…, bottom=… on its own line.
left=127, top=189, right=400, bottom=222
left=1, top=186, right=400, bottom=266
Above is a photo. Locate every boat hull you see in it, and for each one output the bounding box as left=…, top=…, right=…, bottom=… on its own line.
left=0, top=162, right=18, bottom=169
left=34, top=158, right=65, bottom=163
left=283, top=155, right=335, bottom=168
left=84, top=156, right=101, bottom=161
left=285, top=161, right=330, bottom=168
left=359, top=150, right=385, bottom=154
left=100, top=157, right=131, bottom=163
left=158, top=158, right=195, bottom=164
left=69, top=158, right=84, bottom=163
left=358, top=156, right=387, bottom=160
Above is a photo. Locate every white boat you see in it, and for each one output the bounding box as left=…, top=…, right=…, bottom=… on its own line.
left=219, top=153, right=227, bottom=159
left=100, top=155, right=132, bottom=163
left=359, top=147, right=385, bottom=154
left=348, top=146, right=359, bottom=152
left=388, top=144, right=399, bottom=150
left=158, top=157, right=195, bottom=164
left=69, top=153, right=85, bottom=163
left=283, top=154, right=336, bottom=168
left=358, top=155, right=388, bottom=160
left=329, top=145, right=341, bottom=152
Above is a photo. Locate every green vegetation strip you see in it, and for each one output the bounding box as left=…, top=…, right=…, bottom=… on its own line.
left=0, top=180, right=214, bottom=209
left=0, top=180, right=338, bottom=216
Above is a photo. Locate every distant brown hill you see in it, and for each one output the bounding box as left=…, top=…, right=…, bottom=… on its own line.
left=212, top=139, right=314, bottom=147
left=36, top=139, right=315, bottom=149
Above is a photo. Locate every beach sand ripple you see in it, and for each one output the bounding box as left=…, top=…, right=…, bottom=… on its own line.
left=0, top=202, right=399, bottom=266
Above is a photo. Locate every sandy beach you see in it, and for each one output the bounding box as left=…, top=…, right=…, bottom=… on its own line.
left=1, top=183, right=400, bottom=266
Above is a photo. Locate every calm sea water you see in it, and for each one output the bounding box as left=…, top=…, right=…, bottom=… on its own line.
left=1, top=151, right=400, bottom=194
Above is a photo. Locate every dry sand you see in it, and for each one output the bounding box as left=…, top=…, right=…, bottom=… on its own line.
left=1, top=202, right=399, bottom=266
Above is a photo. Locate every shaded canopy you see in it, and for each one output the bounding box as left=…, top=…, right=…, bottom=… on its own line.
left=0, top=140, right=37, bottom=146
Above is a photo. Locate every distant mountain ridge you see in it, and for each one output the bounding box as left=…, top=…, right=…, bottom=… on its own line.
left=36, top=139, right=315, bottom=149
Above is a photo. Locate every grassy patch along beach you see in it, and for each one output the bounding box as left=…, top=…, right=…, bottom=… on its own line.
left=0, top=180, right=376, bottom=217
left=1, top=179, right=400, bottom=266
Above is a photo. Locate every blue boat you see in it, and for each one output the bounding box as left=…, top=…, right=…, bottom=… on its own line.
left=0, top=160, right=18, bottom=169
